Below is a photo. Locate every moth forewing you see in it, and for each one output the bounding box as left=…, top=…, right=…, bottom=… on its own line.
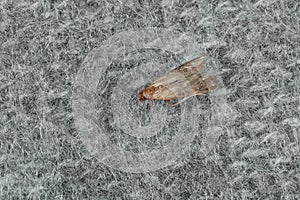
left=151, top=72, right=194, bottom=99
left=152, top=55, right=206, bottom=86
left=137, top=55, right=217, bottom=105
left=177, top=55, right=207, bottom=70
left=154, top=56, right=207, bottom=98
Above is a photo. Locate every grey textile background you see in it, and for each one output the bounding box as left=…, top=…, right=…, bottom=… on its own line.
left=0, top=0, right=299, bottom=199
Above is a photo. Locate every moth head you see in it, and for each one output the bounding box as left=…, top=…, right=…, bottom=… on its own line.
left=143, top=86, right=157, bottom=99
left=137, top=86, right=158, bottom=102
left=137, top=90, right=147, bottom=102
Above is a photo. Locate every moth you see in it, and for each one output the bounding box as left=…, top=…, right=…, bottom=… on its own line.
left=137, top=55, right=218, bottom=106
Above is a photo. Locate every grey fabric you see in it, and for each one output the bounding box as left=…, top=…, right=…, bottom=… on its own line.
left=0, top=1, right=299, bottom=199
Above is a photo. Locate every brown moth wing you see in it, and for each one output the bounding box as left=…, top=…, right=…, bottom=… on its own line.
left=149, top=56, right=209, bottom=100
left=150, top=84, right=184, bottom=100
left=152, top=56, right=206, bottom=86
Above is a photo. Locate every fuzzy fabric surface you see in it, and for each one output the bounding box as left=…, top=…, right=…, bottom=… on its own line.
left=0, top=0, right=299, bottom=199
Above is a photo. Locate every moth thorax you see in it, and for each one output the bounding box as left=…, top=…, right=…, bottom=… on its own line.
left=143, top=86, right=157, bottom=99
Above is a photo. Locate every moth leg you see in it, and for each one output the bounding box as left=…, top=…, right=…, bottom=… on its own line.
left=150, top=101, right=160, bottom=112
left=166, top=100, right=173, bottom=106
left=167, top=96, right=194, bottom=107
left=166, top=99, right=180, bottom=107
left=194, top=90, right=209, bottom=96
left=146, top=100, right=153, bottom=109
